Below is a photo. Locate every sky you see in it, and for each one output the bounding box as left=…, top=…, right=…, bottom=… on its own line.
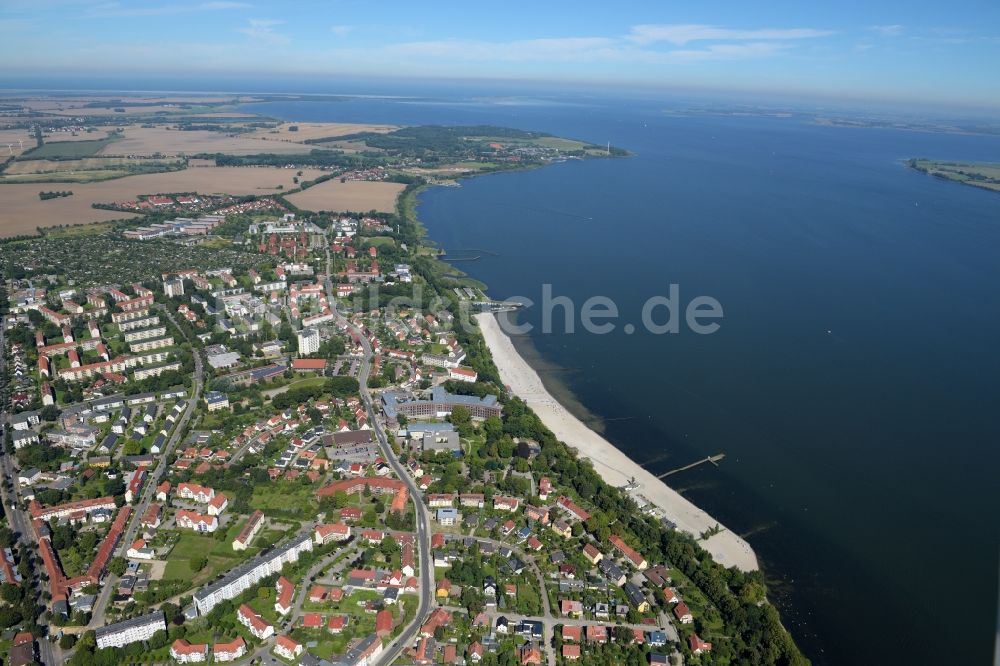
left=1, top=0, right=999, bottom=109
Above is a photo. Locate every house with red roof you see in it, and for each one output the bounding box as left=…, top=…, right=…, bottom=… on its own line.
left=586, top=625, right=609, bottom=643
left=314, top=522, right=351, bottom=544
left=673, top=601, right=693, bottom=624
left=327, top=615, right=349, bottom=634
left=170, top=639, right=208, bottom=663
left=519, top=644, right=543, bottom=665
left=375, top=609, right=393, bottom=636
left=238, top=604, right=273, bottom=640
left=275, top=576, right=294, bottom=615
left=688, top=634, right=713, bottom=654
left=175, top=509, right=217, bottom=533
left=207, top=493, right=228, bottom=516
left=301, top=613, right=324, bottom=629
left=560, top=599, right=584, bottom=617
left=467, top=642, right=484, bottom=662
left=557, top=495, right=591, bottom=521
left=274, top=635, right=303, bottom=661
left=609, top=534, right=648, bottom=570
left=212, top=636, right=246, bottom=662
left=562, top=645, right=582, bottom=660
left=292, top=358, right=327, bottom=371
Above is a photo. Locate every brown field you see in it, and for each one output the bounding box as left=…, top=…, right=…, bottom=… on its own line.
left=40, top=129, right=114, bottom=142
left=248, top=122, right=397, bottom=142
left=0, top=128, right=35, bottom=157
left=0, top=166, right=324, bottom=236
left=99, top=126, right=311, bottom=156
left=285, top=179, right=405, bottom=213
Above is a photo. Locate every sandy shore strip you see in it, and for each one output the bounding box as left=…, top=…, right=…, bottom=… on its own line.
left=475, top=313, right=759, bottom=572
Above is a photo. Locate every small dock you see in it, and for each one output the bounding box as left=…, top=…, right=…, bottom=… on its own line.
left=657, top=453, right=725, bottom=479
left=474, top=300, right=523, bottom=313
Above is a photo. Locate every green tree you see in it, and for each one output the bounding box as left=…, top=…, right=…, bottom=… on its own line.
left=108, top=556, right=127, bottom=577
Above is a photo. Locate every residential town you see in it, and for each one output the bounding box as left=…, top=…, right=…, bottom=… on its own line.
left=0, top=208, right=743, bottom=666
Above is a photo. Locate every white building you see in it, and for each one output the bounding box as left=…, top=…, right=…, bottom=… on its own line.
left=95, top=611, right=166, bottom=649
left=163, top=278, right=185, bottom=298
left=193, top=534, right=313, bottom=615
left=169, top=639, right=207, bottom=663
left=297, top=327, right=320, bottom=356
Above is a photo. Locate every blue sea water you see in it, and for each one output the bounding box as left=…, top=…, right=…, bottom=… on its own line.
left=240, top=93, right=1000, bottom=664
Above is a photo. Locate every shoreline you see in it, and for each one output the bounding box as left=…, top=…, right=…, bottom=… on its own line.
left=474, top=311, right=760, bottom=572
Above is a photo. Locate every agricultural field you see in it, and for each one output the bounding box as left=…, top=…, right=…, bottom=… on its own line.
left=23, top=138, right=117, bottom=159
left=248, top=121, right=398, bottom=142
left=39, top=128, right=115, bottom=142
left=0, top=156, right=184, bottom=183
left=0, top=128, right=34, bottom=157
left=0, top=166, right=323, bottom=236
left=286, top=179, right=405, bottom=213
left=101, top=125, right=315, bottom=156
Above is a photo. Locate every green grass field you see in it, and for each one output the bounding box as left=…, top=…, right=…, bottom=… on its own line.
left=250, top=482, right=319, bottom=518
left=364, top=235, right=396, bottom=248
left=21, top=138, right=117, bottom=159
left=162, top=525, right=249, bottom=583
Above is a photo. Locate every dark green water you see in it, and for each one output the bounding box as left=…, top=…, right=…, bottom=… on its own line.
left=243, top=95, right=1000, bottom=664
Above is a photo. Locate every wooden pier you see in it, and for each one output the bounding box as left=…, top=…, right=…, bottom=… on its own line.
left=657, top=453, right=726, bottom=479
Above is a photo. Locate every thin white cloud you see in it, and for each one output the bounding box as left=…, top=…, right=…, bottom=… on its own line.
left=667, top=42, right=792, bottom=61
left=81, top=1, right=249, bottom=17
left=330, top=25, right=354, bottom=36
left=363, top=37, right=636, bottom=64
left=629, top=24, right=833, bottom=45
left=237, top=18, right=288, bottom=45
left=869, top=24, right=904, bottom=37
left=198, top=1, right=250, bottom=9
left=0, top=18, right=33, bottom=31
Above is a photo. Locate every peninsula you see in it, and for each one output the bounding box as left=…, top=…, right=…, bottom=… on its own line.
left=907, top=158, right=1000, bottom=193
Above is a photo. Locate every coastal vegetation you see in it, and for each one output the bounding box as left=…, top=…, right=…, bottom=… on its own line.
left=907, top=158, right=1000, bottom=192
left=396, top=183, right=809, bottom=664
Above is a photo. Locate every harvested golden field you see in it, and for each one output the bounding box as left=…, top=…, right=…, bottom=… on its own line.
left=248, top=122, right=397, bottom=142
left=0, top=166, right=324, bottom=236
left=286, top=179, right=405, bottom=213
left=99, top=126, right=311, bottom=156
left=0, top=196, right=139, bottom=236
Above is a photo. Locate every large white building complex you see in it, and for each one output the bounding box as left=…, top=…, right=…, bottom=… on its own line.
left=192, top=534, right=313, bottom=615
left=95, top=611, right=166, bottom=649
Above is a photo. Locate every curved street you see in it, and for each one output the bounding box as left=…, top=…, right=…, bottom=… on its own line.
left=325, top=247, right=434, bottom=665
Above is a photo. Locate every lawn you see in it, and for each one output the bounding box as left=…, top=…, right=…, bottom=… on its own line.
left=250, top=481, right=319, bottom=519
left=162, top=526, right=249, bottom=584
left=284, top=376, right=328, bottom=392
left=364, top=236, right=396, bottom=248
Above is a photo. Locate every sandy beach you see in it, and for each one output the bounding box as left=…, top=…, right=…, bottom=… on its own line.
left=475, top=313, right=759, bottom=572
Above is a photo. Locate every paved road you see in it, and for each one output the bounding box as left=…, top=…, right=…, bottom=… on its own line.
left=324, top=247, right=434, bottom=665
left=0, top=322, right=60, bottom=666
left=88, top=307, right=204, bottom=630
